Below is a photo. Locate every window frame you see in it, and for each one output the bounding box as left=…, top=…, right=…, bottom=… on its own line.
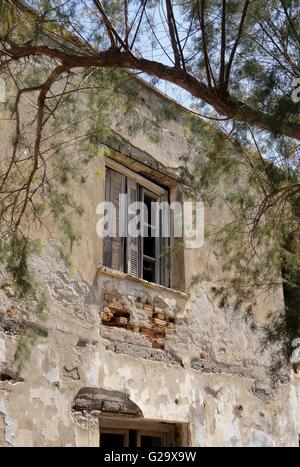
left=105, top=157, right=166, bottom=197
left=139, top=186, right=161, bottom=284
left=104, top=158, right=170, bottom=287
left=98, top=419, right=177, bottom=447
left=136, top=430, right=167, bottom=448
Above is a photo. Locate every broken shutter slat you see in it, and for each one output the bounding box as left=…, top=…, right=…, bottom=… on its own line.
left=127, top=179, right=139, bottom=277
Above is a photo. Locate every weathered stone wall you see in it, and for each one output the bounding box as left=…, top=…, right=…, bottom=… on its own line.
left=0, top=245, right=299, bottom=446
left=0, top=75, right=299, bottom=447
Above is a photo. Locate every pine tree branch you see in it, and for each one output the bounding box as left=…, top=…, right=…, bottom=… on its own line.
left=224, top=0, right=250, bottom=89
left=4, top=41, right=300, bottom=140
left=219, top=0, right=226, bottom=92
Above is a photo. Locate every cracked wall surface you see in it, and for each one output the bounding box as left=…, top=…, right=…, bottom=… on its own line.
left=0, top=76, right=299, bottom=447
left=0, top=241, right=299, bottom=447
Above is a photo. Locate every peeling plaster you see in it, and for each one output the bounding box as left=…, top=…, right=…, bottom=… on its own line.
left=0, top=76, right=299, bottom=446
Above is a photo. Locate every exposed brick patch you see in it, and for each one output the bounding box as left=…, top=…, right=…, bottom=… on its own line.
left=143, top=303, right=153, bottom=313
left=140, top=312, right=175, bottom=349
left=100, top=292, right=177, bottom=350
left=100, top=294, right=130, bottom=329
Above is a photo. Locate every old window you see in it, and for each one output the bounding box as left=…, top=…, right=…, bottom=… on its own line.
left=99, top=420, right=177, bottom=447
left=103, top=159, right=170, bottom=287
left=99, top=428, right=129, bottom=447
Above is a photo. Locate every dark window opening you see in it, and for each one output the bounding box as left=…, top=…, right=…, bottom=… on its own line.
left=99, top=422, right=178, bottom=447
left=129, top=429, right=137, bottom=448
left=100, top=432, right=126, bottom=448
left=142, top=192, right=157, bottom=283
left=143, top=257, right=155, bottom=282
left=140, top=435, right=163, bottom=447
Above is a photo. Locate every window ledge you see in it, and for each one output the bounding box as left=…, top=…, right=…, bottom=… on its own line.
left=96, top=264, right=189, bottom=300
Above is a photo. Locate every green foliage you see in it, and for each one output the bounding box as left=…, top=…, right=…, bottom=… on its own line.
left=0, top=59, right=129, bottom=293
left=181, top=123, right=300, bottom=354
left=0, top=235, right=41, bottom=297
left=0, top=0, right=15, bottom=29
left=189, top=273, right=206, bottom=290
left=158, top=102, right=179, bottom=123
left=14, top=327, right=41, bottom=373
left=183, top=0, right=300, bottom=129
left=59, top=216, right=81, bottom=251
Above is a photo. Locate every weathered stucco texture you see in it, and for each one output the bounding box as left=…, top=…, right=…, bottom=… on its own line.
left=0, top=77, right=299, bottom=447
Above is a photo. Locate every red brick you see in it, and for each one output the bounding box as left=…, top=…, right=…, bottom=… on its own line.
left=152, top=318, right=167, bottom=327
left=115, top=316, right=128, bottom=325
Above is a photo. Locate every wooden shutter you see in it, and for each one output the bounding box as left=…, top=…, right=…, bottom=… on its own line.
left=140, top=186, right=145, bottom=280
left=103, top=168, right=125, bottom=270
left=119, top=176, right=127, bottom=272
left=111, top=171, right=124, bottom=270
left=103, top=168, right=113, bottom=267
left=127, top=179, right=139, bottom=276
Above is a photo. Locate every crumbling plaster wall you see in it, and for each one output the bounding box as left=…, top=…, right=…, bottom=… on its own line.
left=61, top=79, right=285, bottom=323
left=0, top=74, right=286, bottom=316
left=0, top=245, right=299, bottom=447
left=0, top=75, right=299, bottom=446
